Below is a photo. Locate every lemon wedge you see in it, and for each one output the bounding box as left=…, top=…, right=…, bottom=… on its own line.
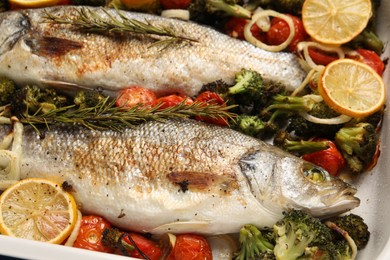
left=9, top=0, right=61, bottom=8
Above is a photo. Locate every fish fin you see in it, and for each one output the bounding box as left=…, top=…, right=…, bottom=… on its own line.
left=151, top=221, right=211, bottom=234
left=24, top=36, right=83, bottom=57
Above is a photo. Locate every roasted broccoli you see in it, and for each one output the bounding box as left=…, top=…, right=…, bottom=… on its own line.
left=229, top=68, right=264, bottom=97
left=0, top=77, right=16, bottom=106
left=286, top=101, right=344, bottom=139
left=228, top=68, right=286, bottom=113
left=326, top=214, right=370, bottom=250
left=334, top=122, right=378, bottom=174
left=252, top=0, right=305, bottom=16
left=273, top=130, right=329, bottom=156
left=74, top=90, right=106, bottom=108
left=348, top=29, right=384, bottom=55
left=273, top=210, right=333, bottom=260
left=235, top=224, right=275, bottom=260
left=232, top=115, right=265, bottom=137
left=10, top=85, right=68, bottom=116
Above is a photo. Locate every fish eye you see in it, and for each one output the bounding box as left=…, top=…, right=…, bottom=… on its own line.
left=303, top=165, right=329, bottom=182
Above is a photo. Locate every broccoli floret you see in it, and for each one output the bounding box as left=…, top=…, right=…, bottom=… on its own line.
left=10, top=85, right=69, bottom=117
left=235, top=224, right=275, bottom=260
left=333, top=240, right=353, bottom=260
left=74, top=90, right=106, bottom=108
left=269, top=0, right=305, bottom=16
left=334, top=122, right=378, bottom=174
left=327, top=214, right=370, bottom=250
left=232, top=115, right=266, bottom=137
left=273, top=130, right=329, bottom=156
left=286, top=101, right=344, bottom=139
left=229, top=68, right=264, bottom=97
left=0, top=77, right=16, bottom=106
left=273, top=210, right=333, bottom=260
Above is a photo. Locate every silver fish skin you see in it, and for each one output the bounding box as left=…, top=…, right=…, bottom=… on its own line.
left=0, top=6, right=306, bottom=97
left=2, top=119, right=359, bottom=235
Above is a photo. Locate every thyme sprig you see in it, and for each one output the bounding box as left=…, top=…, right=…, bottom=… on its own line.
left=43, top=7, right=197, bottom=46
left=16, top=97, right=236, bottom=133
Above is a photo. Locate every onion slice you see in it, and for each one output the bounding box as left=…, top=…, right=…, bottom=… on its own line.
left=161, top=9, right=190, bottom=20
left=299, top=112, right=352, bottom=125
left=244, top=10, right=295, bottom=52
left=64, top=210, right=83, bottom=247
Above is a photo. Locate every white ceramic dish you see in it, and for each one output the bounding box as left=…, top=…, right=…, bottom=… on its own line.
left=0, top=1, right=389, bottom=259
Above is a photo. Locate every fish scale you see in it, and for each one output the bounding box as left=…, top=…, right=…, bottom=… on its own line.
left=0, top=119, right=360, bottom=235
left=0, top=6, right=306, bottom=97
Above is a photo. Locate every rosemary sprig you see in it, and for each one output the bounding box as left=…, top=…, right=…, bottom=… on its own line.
left=17, top=97, right=237, bottom=132
left=43, top=7, right=197, bottom=46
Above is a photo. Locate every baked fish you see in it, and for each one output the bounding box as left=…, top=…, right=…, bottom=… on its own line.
left=1, top=119, right=359, bottom=235
left=0, top=6, right=306, bottom=97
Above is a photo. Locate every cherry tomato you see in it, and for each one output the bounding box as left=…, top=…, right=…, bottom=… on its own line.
left=167, top=234, right=212, bottom=260
left=307, top=48, right=339, bottom=66
left=266, top=15, right=308, bottom=52
left=302, top=140, right=345, bottom=177
left=157, top=94, right=193, bottom=109
left=348, top=49, right=385, bottom=76
left=116, top=86, right=157, bottom=109
left=224, top=17, right=266, bottom=42
left=119, top=232, right=162, bottom=260
left=194, top=91, right=228, bottom=126
left=73, top=215, right=115, bottom=253
left=160, top=0, right=191, bottom=9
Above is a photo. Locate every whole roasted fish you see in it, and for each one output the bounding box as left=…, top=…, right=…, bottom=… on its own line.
left=0, top=6, right=306, bottom=97
left=2, top=119, right=359, bottom=235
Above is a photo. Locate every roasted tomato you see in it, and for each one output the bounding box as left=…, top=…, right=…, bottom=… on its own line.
left=307, top=48, right=339, bottom=66
left=73, top=215, right=114, bottom=253
left=194, top=91, right=228, bottom=126
left=160, top=0, right=191, bottom=9
left=157, top=94, right=193, bottom=109
left=348, top=49, right=385, bottom=76
left=266, top=15, right=308, bottom=52
left=224, top=17, right=266, bottom=42
left=116, top=86, right=157, bottom=109
left=166, top=234, right=212, bottom=260
left=302, top=140, right=345, bottom=176
left=113, top=232, right=162, bottom=260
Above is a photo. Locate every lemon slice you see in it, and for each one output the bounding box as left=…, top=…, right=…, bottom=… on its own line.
left=0, top=178, right=78, bottom=244
left=9, top=0, right=60, bottom=8
left=302, top=0, right=372, bottom=45
left=318, top=59, right=385, bottom=118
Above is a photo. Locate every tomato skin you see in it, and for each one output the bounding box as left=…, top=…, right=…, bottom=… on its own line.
left=116, top=86, right=157, bottom=109
left=266, top=15, right=308, bottom=52
left=302, top=140, right=345, bottom=176
left=194, top=91, right=228, bottom=126
left=349, top=49, right=385, bottom=76
left=224, top=17, right=266, bottom=42
left=160, top=0, right=191, bottom=9
left=73, top=215, right=115, bottom=253
left=307, top=48, right=339, bottom=66
left=157, top=94, right=193, bottom=109
left=121, top=232, right=162, bottom=260
left=167, top=234, right=212, bottom=260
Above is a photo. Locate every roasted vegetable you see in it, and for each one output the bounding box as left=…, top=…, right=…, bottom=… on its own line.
left=273, top=210, right=333, bottom=260
left=334, top=122, right=378, bottom=174
left=235, top=224, right=275, bottom=260
left=0, top=77, right=16, bottom=106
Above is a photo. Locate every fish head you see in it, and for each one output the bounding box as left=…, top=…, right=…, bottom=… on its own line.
left=240, top=150, right=360, bottom=218
left=0, top=11, right=29, bottom=57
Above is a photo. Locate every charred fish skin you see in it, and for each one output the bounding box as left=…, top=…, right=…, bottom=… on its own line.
left=4, top=119, right=359, bottom=235
left=0, top=6, right=306, bottom=97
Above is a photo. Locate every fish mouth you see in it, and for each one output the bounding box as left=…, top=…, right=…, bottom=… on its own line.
left=309, top=186, right=360, bottom=218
